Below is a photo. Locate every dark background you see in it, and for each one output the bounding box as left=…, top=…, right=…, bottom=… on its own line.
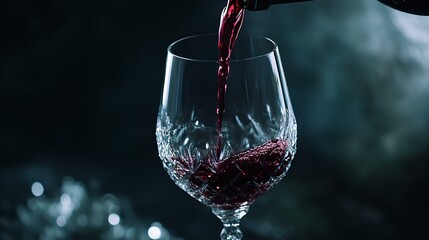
left=1, top=0, right=428, bottom=239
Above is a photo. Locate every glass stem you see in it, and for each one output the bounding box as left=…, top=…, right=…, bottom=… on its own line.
left=212, top=205, right=250, bottom=240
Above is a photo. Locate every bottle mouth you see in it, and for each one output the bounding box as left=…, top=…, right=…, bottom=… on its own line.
left=168, top=33, right=278, bottom=62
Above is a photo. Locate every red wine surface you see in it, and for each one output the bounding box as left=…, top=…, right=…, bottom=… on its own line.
left=216, top=0, right=245, bottom=158
left=183, top=139, right=291, bottom=209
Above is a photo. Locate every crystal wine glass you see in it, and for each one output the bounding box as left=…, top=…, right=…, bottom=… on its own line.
left=156, top=34, right=297, bottom=240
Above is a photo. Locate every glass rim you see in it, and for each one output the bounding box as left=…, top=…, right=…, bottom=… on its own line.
left=167, top=33, right=279, bottom=63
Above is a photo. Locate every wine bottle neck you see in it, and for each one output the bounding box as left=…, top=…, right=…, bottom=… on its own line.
left=378, top=0, right=429, bottom=16
left=241, top=0, right=313, bottom=11
left=242, top=0, right=429, bottom=15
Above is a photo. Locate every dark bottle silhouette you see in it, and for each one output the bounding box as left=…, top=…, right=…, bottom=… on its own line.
left=378, top=0, right=429, bottom=15
left=241, top=0, right=429, bottom=15
left=241, top=0, right=312, bottom=10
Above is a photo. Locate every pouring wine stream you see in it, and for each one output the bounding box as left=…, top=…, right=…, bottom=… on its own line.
left=216, top=0, right=245, bottom=160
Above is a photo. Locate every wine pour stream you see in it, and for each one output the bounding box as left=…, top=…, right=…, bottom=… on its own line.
left=216, top=0, right=245, bottom=159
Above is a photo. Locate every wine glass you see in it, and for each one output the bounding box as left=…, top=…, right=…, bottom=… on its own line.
left=156, top=34, right=297, bottom=240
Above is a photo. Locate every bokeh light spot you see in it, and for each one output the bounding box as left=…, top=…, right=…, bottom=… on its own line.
left=56, top=216, right=67, bottom=227
left=31, top=182, right=44, bottom=197
left=60, top=193, right=71, bottom=205
left=148, top=225, right=162, bottom=239
left=108, top=213, right=120, bottom=226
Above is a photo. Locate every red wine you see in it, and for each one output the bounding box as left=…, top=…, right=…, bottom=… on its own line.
left=216, top=0, right=245, bottom=158
left=185, top=139, right=291, bottom=209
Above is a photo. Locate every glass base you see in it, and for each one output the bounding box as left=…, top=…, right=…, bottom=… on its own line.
left=212, top=205, right=250, bottom=240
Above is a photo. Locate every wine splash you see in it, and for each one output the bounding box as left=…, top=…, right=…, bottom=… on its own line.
left=216, top=0, right=245, bottom=159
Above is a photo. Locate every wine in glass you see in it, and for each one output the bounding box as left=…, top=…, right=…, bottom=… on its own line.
left=156, top=34, right=297, bottom=240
